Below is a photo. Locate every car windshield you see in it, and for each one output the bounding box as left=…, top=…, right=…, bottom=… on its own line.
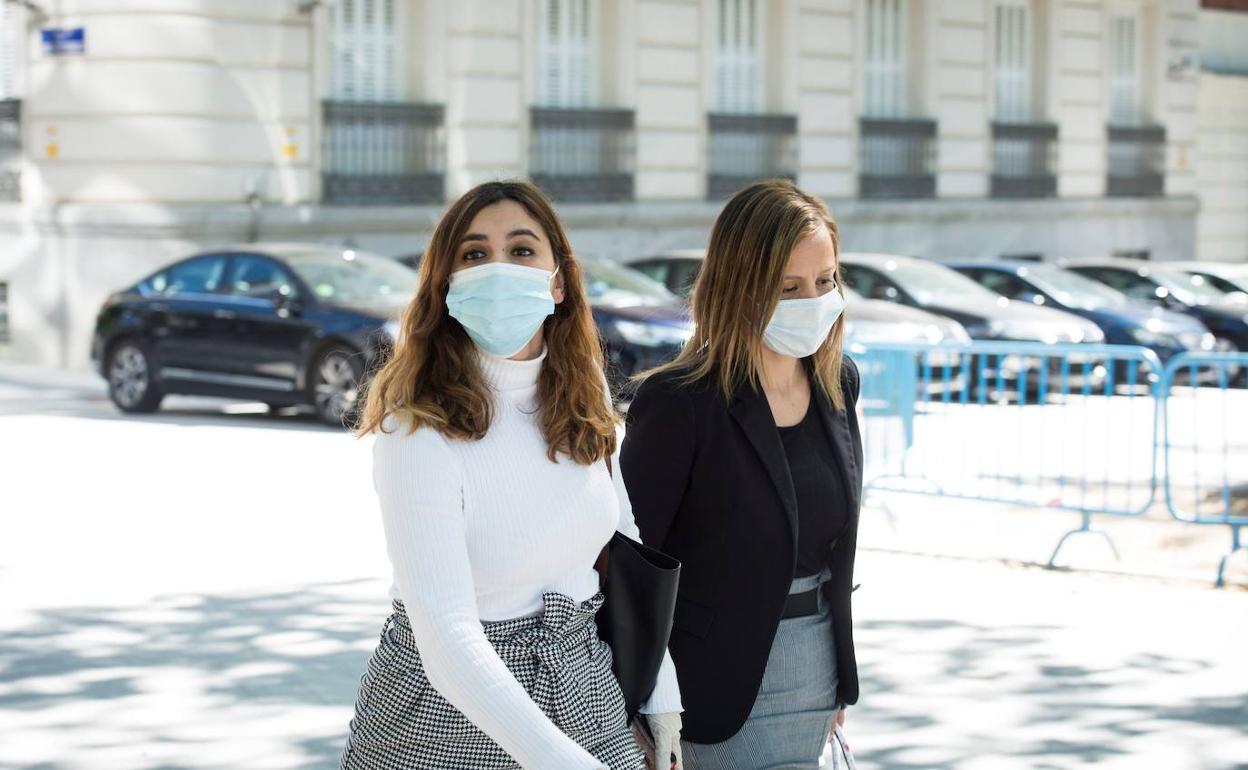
left=581, top=260, right=677, bottom=307
left=1019, top=264, right=1128, bottom=309
left=1148, top=267, right=1229, bottom=305
left=284, top=249, right=419, bottom=304
left=880, top=259, right=1001, bottom=305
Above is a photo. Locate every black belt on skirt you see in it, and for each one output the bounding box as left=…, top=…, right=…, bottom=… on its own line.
left=781, top=586, right=821, bottom=619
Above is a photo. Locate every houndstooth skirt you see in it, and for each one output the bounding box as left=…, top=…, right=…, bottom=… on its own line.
left=339, top=591, right=645, bottom=770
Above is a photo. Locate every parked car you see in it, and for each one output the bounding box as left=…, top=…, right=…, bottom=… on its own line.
left=580, top=259, right=693, bottom=392
left=1061, top=258, right=1248, bottom=354
left=1165, top=261, right=1248, bottom=306
left=840, top=253, right=1108, bottom=396
left=92, top=244, right=417, bottom=425
left=626, top=250, right=706, bottom=299
left=949, top=260, right=1217, bottom=369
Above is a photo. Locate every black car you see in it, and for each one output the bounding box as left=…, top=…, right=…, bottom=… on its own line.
left=91, top=244, right=417, bottom=424
left=950, top=261, right=1216, bottom=365
left=580, top=259, right=693, bottom=393
left=1062, top=258, right=1248, bottom=353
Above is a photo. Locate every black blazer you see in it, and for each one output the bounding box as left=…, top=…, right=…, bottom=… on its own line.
left=620, top=357, right=863, bottom=744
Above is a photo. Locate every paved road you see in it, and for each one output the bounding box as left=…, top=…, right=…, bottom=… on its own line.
left=2, top=365, right=1245, bottom=770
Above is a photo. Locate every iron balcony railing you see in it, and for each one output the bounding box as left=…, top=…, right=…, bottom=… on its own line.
left=321, top=100, right=446, bottom=205
left=1107, top=124, right=1166, bottom=198
left=0, top=99, right=20, bottom=203
left=859, top=117, right=937, bottom=199
left=529, top=107, right=635, bottom=203
left=991, top=121, right=1059, bottom=198
left=706, top=113, right=798, bottom=200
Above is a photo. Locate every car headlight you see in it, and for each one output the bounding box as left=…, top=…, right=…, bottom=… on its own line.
left=613, top=320, right=693, bottom=348
left=1201, top=332, right=1217, bottom=351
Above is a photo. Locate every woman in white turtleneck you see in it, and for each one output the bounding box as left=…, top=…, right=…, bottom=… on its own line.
left=338, top=180, right=683, bottom=770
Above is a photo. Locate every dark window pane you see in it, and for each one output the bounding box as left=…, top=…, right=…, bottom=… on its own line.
left=229, top=256, right=298, bottom=299
left=153, top=256, right=227, bottom=296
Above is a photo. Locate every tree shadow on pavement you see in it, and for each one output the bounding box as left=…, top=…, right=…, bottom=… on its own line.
left=0, top=580, right=391, bottom=770
left=851, top=617, right=1243, bottom=770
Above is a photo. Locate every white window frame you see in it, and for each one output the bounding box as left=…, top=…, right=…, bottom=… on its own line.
left=329, top=0, right=405, bottom=102
left=1107, top=9, right=1140, bottom=125
left=537, top=0, right=598, bottom=108
left=713, top=0, right=764, bottom=114
left=993, top=0, right=1032, bottom=122
left=862, top=0, right=907, bottom=118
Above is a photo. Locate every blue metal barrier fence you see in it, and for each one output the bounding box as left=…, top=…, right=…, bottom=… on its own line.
left=850, top=340, right=1248, bottom=584
left=1160, top=352, right=1248, bottom=586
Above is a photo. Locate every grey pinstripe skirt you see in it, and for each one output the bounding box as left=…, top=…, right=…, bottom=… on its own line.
left=682, top=568, right=839, bottom=770
left=339, top=591, right=645, bottom=770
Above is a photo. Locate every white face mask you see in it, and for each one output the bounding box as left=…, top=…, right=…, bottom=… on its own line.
left=762, top=290, right=846, bottom=358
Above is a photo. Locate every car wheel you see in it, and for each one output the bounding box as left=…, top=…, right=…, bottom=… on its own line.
left=310, top=345, right=364, bottom=427
left=106, top=339, right=164, bottom=413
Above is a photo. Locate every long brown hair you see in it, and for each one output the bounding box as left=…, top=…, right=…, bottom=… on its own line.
left=355, top=180, right=618, bottom=464
left=643, top=179, right=847, bottom=410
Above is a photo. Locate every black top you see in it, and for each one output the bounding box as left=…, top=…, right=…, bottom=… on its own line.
left=777, top=402, right=849, bottom=577
left=620, top=358, right=863, bottom=744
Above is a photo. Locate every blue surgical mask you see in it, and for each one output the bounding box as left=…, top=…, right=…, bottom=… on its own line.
left=446, top=262, right=559, bottom=357
left=762, top=290, right=846, bottom=358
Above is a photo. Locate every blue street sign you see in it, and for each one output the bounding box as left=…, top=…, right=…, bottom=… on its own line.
left=41, top=27, right=86, bottom=55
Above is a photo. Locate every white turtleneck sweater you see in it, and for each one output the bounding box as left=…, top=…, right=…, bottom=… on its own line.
left=371, top=349, right=683, bottom=770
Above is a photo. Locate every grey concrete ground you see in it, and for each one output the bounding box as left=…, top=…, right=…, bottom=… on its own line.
left=2, top=363, right=1245, bottom=770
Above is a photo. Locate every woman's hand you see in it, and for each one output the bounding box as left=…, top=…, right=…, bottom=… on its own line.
left=827, top=706, right=846, bottom=743
left=633, top=712, right=683, bottom=770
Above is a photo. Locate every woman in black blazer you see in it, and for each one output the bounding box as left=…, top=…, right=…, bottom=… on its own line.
left=621, top=180, right=863, bottom=768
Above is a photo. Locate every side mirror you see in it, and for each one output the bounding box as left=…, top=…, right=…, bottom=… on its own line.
left=1019, top=292, right=1045, bottom=306
left=270, top=286, right=302, bottom=314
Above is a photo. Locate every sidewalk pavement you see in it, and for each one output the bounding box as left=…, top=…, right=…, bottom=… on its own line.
left=1, top=363, right=1246, bottom=769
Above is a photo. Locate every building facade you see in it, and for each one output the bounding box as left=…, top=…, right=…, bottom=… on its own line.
left=0, top=0, right=1226, bottom=368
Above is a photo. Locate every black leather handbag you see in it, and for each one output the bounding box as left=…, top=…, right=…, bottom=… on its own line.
left=594, top=530, right=681, bottom=720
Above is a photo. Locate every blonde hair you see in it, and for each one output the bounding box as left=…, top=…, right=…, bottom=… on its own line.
left=643, top=179, right=847, bottom=410
left=355, top=180, right=619, bottom=464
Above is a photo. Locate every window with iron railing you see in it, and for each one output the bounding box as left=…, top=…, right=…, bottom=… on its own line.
left=1103, top=11, right=1163, bottom=197
left=1107, top=124, right=1165, bottom=197
left=529, top=107, right=635, bottom=202
left=705, top=0, right=787, bottom=199
left=859, top=0, right=935, bottom=199
left=859, top=117, right=936, bottom=199
left=990, top=1, right=1055, bottom=198
left=322, top=0, right=445, bottom=204
left=991, top=122, right=1057, bottom=198
left=706, top=113, right=797, bottom=200
left=530, top=0, right=633, bottom=202
left=322, top=101, right=446, bottom=205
